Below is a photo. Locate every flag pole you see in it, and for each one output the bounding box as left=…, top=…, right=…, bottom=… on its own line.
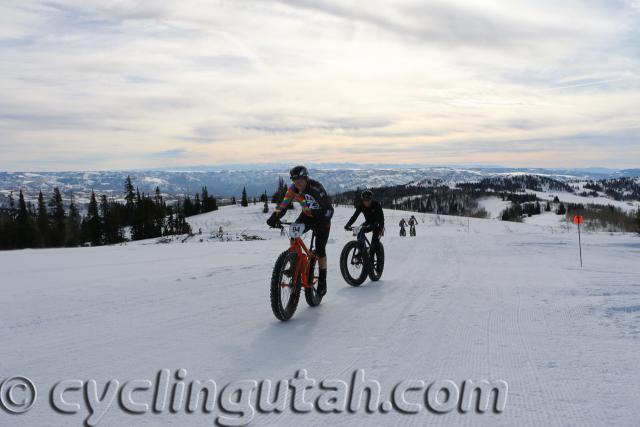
left=578, top=222, right=583, bottom=268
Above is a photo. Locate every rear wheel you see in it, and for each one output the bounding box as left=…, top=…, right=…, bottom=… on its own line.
left=270, top=250, right=301, bottom=321
left=368, top=242, right=385, bottom=281
left=340, top=241, right=368, bottom=286
left=305, top=257, right=323, bottom=306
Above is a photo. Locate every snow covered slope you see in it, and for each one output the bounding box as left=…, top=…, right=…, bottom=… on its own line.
left=533, top=190, right=640, bottom=213
left=1, top=205, right=639, bottom=426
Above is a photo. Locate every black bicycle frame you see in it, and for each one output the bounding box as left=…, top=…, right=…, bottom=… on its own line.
left=356, top=226, right=372, bottom=248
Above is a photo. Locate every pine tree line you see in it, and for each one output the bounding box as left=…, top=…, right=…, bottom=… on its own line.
left=335, top=184, right=488, bottom=218
left=0, top=189, right=83, bottom=249
left=501, top=201, right=543, bottom=222
left=583, top=178, right=640, bottom=201
left=0, top=176, right=220, bottom=250
left=272, top=177, right=288, bottom=204
left=181, top=185, right=219, bottom=217
left=459, top=175, right=574, bottom=193
left=564, top=203, right=638, bottom=232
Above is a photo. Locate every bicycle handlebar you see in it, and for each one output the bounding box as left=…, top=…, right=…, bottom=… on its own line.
left=347, top=224, right=374, bottom=232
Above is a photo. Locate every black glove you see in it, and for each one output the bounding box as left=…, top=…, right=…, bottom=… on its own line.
left=266, top=213, right=281, bottom=228
left=344, top=225, right=352, bottom=231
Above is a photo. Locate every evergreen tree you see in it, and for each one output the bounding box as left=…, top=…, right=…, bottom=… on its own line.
left=636, top=209, right=640, bottom=234
left=556, top=203, right=566, bottom=215
left=0, top=214, right=7, bottom=250
left=8, top=192, right=16, bottom=218
left=154, top=187, right=163, bottom=205
left=201, top=186, right=218, bottom=213
left=124, top=176, right=136, bottom=225
left=100, top=195, right=123, bottom=244
left=1, top=192, right=17, bottom=249
left=48, top=187, right=66, bottom=247
left=194, top=193, right=202, bottom=214
left=164, top=211, right=175, bottom=236
left=84, top=191, right=102, bottom=246
left=65, top=193, right=82, bottom=247
left=545, top=201, right=551, bottom=212
left=232, top=196, right=236, bottom=205
left=501, top=203, right=523, bottom=222
left=272, top=177, right=288, bottom=204
left=153, top=188, right=166, bottom=236
left=241, top=187, right=249, bottom=207
left=16, top=190, right=34, bottom=248
left=263, top=199, right=269, bottom=213
left=140, top=194, right=156, bottom=239
left=131, top=188, right=144, bottom=239
left=183, top=196, right=195, bottom=217
left=174, top=211, right=192, bottom=235
left=99, top=195, right=110, bottom=242
left=36, top=190, right=50, bottom=247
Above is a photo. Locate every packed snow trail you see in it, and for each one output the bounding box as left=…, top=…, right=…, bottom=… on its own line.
left=1, top=205, right=639, bottom=426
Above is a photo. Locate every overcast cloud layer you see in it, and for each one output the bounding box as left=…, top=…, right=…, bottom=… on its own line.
left=1, top=0, right=639, bottom=170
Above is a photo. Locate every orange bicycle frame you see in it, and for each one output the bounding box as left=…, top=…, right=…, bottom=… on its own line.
left=288, top=235, right=317, bottom=289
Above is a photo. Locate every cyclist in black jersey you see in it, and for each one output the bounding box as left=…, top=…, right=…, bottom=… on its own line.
left=344, top=190, right=385, bottom=251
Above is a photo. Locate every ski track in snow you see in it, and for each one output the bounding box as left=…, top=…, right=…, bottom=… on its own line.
left=1, top=205, right=639, bottom=426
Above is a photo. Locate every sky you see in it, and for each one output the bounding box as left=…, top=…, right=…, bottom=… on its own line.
left=0, top=0, right=639, bottom=171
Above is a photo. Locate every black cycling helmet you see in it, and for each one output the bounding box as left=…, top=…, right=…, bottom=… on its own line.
left=361, top=189, right=373, bottom=201
left=289, top=165, right=309, bottom=181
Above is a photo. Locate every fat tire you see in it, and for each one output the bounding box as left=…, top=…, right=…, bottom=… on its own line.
left=270, top=250, right=301, bottom=321
left=368, top=242, right=385, bottom=281
left=304, top=257, right=323, bottom=307
left=340, top=241, right=368, bottom=286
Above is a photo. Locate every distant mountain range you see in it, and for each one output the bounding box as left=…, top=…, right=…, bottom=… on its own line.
left=0, top=166, right=638, bottom=204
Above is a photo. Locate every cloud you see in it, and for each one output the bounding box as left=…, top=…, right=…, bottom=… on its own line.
left=273, top=0, right=605, bottom=50
left=239, top=115, right=392, bottom=134
left=0, top=0, right=638, bottom=170
left=147, top=148, right=188, bottom=158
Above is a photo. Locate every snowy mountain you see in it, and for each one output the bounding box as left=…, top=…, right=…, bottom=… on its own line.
left=1, top=204, right=639, bottom=426
left=1, top=166, right=638, bottom=202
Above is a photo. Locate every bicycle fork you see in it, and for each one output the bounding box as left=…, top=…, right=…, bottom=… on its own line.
left=284, top=248, right=308, bottom=289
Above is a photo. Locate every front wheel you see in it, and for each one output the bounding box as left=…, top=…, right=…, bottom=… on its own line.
left=340, top=241, right=368, bottom=286
left=270, top=250, right=301, bottom=321
left=304, top=257, right=323, bottom=307
left=368, top=242, right=385, bottom=281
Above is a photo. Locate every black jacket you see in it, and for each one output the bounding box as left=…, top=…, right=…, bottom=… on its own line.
left=276, top=179, right=334, bottom=220
left=346, top=200, right=384, bottom=228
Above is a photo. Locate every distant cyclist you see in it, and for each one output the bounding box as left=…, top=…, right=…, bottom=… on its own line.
left=266, top=166, right=333, bottom=296
left=408, top=215, right=418, bottom=236
left=344, top=190, right=385, bottom=250
left=399, top=218, right=407, bottom=236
